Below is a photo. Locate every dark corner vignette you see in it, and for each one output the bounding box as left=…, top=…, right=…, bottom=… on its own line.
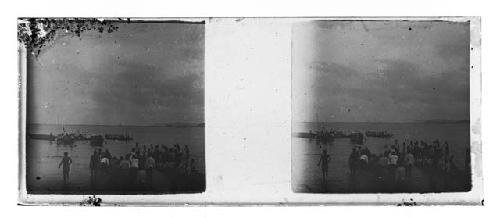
left=19, top=18, right=206, bottom=196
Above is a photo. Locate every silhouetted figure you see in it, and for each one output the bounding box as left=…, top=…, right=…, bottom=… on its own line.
left=89, top=150, right=99, bottom=184
left=348, top=148, right=358, bottom=175
left=59, top=152, right=73, bottom=185
left=317, top=149, right=331, bottom=184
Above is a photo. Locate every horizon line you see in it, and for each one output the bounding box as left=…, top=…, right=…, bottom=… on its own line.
left=295, top=120, right=470, bottom=124
left=28, top=122, right=205, bottom=127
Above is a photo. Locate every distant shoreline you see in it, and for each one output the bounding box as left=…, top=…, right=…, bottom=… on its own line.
left=28, top=123, right=205, bottom=128
left=295, top=120, right=470, bottom=124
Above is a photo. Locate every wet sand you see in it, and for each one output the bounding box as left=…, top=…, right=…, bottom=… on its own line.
left=26, top=124, right=205, bottom=194
left=28, top=166, right=205, bottom=194
left=293, top=162, right=470, bottom=193
left=292, top=122, right=471, bottom=193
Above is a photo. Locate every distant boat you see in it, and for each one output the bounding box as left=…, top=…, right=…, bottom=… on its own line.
left=29, top=133, right=56, bottom=141
left=105, top=134, right=133, bottom=141
left=54, top=115, right=74, bottom=145
left=292, top=131, right=336, bottom=142
left=74, top=133, right=90, bottom=141
left=365, top=130, right=393, bottom=138
left=293, top=132, right=316, bottom=138
left=332, top=130, right=350, bottom=138
left=56, top=134, right=75, bottom=145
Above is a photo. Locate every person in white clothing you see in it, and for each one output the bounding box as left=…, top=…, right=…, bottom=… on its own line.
left=389, top=153, right=399, bottom=166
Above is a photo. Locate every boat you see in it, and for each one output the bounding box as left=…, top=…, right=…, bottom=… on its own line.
left=74, top=133, right=90, bottom=141
left=315, top=132, right=335, bottom=142
left=332, top=130, right=350, bottom=138
left=56, top=134, right=75, bottom=145
left=365, top=130, right=393, bottom=138
left=90, top=135, right=104, bottom=146
left=104, top=134, right=133, bottom=141
left=29, top=133, right=56, bottom=141
left=293, top=132, right=317, bottom=138
left=54, top=116, right=75, bottom=145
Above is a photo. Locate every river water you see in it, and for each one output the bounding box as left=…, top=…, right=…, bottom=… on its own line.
left=26, top=124, right=205, bottom=193
left=292, top=122, right=471, bottom=193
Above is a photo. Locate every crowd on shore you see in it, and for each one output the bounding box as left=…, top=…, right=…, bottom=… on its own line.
left=318, top=138, right=470, bottom=189
left=89, top=143, right=198, bottom=188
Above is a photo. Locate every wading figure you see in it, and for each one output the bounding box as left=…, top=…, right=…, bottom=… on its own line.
left=317, top=149, right=331, bottom=184
left=59, top=152, right=73, bottom=185
left=89, top=150, right=99, bottom=185
left=348, top=147, right=358, bottom=175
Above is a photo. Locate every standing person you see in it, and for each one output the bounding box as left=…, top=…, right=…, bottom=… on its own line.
left=405, top=151, right=415, bottom=177
left=317, top=149, right=331, bottom=183
left=100, top=154, right=110, bottom=175
left=130, top=155, right=139, bottom=185
left=146, top=155, right=155, bottom=170
left=104, top=149, right=112, bottom=159
left=138, top=152, right=145, bottom=170
left=89, top=150, right=99, bottom=184
left=444, top=141, right=450, bottom=157
left=388, top=151, right=399, bottom=181
left=100, top=155, right=110, bottom=168
left=189, top=158, right=197, bottom=175
left=153, top=145, right=161, bottom=166
left=378, top=153, right=389, bottom=181
left=184, top=145, right=190, bottom=160
left=174, top=144, right=181, bottom=168
left=389, top=152, right=399, bottom=166
left=183, top=145, right=191, bottom=172
left=146, top=155, right=155, bottom=188
left=348, top=148, right=358, bottom=175
left=359, top=154, right=369, bottom=169
left=379, top=154, right=389, bottom=167
left=58, top=152, right=73, bottom=185
left=465, top=148, right=471, bottom=171
left=97, top=148, right=103, bottom=158
left=120, top=156, right=130, bottom=169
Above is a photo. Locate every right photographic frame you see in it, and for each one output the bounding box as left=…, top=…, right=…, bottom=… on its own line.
left=291, top=18, right=481, bottom=195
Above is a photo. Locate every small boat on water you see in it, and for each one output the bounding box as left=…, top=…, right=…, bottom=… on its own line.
left=74, top=134, right=90, bottom=141
left=293, top=129, right=353, bottom=141
left=293, top=132, right=316, bottom=138
left=56, top=134, right=75, bottom=145
left=332, top=130, right=350, bottom=138
left=90, top=135, right=104, bottom=146
left=365, top=130, right=393, bottom=138
left=293, top=131, right=335, bottom=141
left=29, top=133, right=56, bottom=141
left=105, top=134, right=133, bottom=141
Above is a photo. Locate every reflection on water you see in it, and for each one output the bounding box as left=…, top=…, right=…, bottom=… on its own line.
left=292, top=122, right=471, bottom=193
left=26, top=124, right=205, bottom=194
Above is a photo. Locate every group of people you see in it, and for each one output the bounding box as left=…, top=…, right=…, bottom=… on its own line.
left=317, top=138, right=467, bottom=188
left=88, top=142, right=197, bottom=188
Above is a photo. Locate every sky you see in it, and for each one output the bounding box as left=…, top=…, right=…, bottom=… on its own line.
left=29, top=22, right=204, bottom=125
left=292, top=21, right=470, bottom=123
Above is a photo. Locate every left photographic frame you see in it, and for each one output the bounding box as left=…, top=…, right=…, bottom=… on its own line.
left=18, top=18, right=206, bottom=198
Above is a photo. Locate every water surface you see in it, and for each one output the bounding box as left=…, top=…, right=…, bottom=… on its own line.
left=26, top=124, right=205, bottom=194
left=292, top=122, right=471, bottom=193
